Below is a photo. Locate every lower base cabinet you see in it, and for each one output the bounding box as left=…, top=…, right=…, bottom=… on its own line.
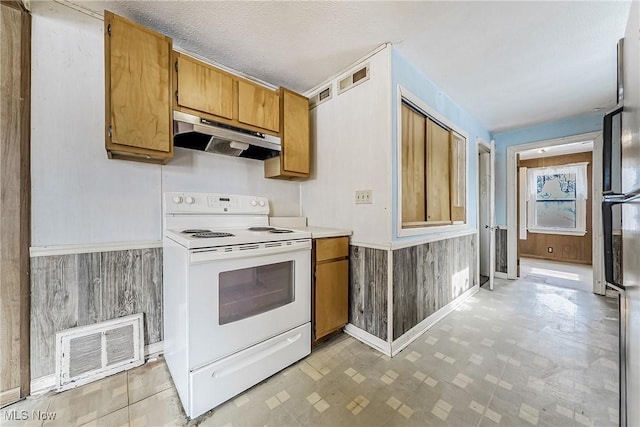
left=312, top=237, right=349, bottom=343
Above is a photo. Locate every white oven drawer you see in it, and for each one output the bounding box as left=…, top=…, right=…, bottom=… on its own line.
left=188, top=323, right=310, bottom=418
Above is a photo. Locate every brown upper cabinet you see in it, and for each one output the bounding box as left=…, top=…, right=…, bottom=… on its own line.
left=104, top=11, right=173, bottom=164
left=173, top=52, right=280, bottom=136
left=175, top=53, right=233, bottom=121
left=264, top=88, right=310, bottom=179
left=237, top=80, right=280, bottom=133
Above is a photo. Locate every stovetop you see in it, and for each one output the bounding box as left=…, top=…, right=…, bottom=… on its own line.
left=163, top=192, right=311, bottom=249
left=165, top=227, right=311, bottom=250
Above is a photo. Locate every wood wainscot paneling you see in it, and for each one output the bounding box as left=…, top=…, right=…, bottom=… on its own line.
left=349, top=246, right=388, bottom=341
left=30, top=248, right=162, bottom=379
left=495, top=227, right=508, bottom=274
left=1, top=0, right=31, bottom=404
left=392, top=234, right=477, bottom=340
left=613, top=233, right=623, bottom=285
left=518, top=152, right=592, bottom=264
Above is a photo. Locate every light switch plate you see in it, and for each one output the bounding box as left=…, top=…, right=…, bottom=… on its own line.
left=355, top=190, right=372, bottom=204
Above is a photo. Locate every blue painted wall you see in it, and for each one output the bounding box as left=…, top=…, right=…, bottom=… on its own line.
left=492, top=113, right=603, bottom=225
left=391, top=48, right=491, bottom=241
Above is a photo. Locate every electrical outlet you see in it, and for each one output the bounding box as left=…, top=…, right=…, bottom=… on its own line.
left=547, top=247, right=553, bottom=253
left=355, top=190, right=372, bottom=204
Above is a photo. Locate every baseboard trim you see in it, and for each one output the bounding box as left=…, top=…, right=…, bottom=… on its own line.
left=343, top=324, right=391, bottom=356
left=30, top=341, right=165, bottom=395
left=145, top=341, right=164, bottom=358
left=390, top=285, right=479, bottom=356
left=30, top=374, right=55, bottom=395
left=0, top=387, right=21, bottom=407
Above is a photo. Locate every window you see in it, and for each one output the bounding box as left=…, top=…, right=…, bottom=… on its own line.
left=400, top=100, right=467, bottom=232
left=526, top=163, right=588, bottom=235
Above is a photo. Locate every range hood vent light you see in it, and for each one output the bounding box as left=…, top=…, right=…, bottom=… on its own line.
left=173, top=111, right=281, bottom=160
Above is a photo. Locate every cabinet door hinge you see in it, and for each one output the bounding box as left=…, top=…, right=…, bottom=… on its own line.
left=107, top=125, right=112, bottom=138
left=107, top=23, right=111, bottom=36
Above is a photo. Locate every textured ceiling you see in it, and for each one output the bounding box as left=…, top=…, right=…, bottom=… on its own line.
left=73, top=0, right=631, bottom=133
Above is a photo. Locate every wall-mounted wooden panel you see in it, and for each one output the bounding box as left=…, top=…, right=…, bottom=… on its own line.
left=30, top=248, right=162, bottom=379
left=349, top=246, right=388, bottom=341
left=613, top=234, right=623, bottom=285
left=392, top=234, right=477, bottom=340
left=1, top=1, right=31, bottom=403
left=518, top=152, right=592, bottom=264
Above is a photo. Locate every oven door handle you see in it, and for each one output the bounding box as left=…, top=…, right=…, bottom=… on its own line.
left=190, top=240, right=311, bottom=263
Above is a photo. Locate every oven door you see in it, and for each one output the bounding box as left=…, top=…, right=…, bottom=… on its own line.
left=186, top=240, right=311, bottom=369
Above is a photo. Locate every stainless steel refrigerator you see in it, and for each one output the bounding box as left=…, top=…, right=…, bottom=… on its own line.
left=602, top=3, right=640, bottom=426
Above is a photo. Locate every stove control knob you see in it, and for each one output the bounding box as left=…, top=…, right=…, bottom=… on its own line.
left=172, top=196, right=183, bottom=204
left=185, top=196, right=195, bottom=205
left=250, top=200, right=258, bottom=207
left=258, top=200, right=266, bottom=207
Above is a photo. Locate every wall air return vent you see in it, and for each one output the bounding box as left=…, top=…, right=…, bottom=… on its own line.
left=55, top=314, right=144, bottom=391
left=309, top=85, right=333, bottom=109
left=338, top=64, right=370, bottom=95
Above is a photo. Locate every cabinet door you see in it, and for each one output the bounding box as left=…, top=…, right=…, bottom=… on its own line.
left=426, top=119, right=451, bottom=222
left=401, top=104, right=426, bottom=224
left=237, top=80, right=279, bottom=132
left=281, top=88, right=310, bottom=175
left=176, top=55, right=233, bottom=120
left=105, top=11, right=172, bottom=154
left=315, top=259, right=349, bottom=339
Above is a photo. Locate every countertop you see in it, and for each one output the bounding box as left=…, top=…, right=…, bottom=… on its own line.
left=269, top=217, right=352, bottom=239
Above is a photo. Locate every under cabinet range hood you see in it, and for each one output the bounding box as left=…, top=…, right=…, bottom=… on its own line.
left=173, top=111, right=281, bottom=160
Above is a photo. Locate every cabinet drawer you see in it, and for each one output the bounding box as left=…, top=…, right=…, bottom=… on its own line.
left=189, top=324, right=310, bottom=418
left=315, top=237, right=349, bottom=262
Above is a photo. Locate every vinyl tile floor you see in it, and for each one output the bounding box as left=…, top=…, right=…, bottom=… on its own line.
left=520, top=257, right=594, bottom=293
left=2, top=277, right=619, bottom=427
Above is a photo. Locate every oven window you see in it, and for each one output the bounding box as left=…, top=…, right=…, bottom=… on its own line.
left=219, top=261, right=294, bottom=325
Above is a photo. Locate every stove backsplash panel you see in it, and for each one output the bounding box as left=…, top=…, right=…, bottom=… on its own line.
left=30, top=247, right=162, bottom=379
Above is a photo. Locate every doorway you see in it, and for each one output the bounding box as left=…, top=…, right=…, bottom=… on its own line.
left=506, top=131, right=605, bottom=294
left=477, top=139, right=495, bottom=290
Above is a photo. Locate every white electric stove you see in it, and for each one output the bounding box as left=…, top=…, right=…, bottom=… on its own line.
left=162, top=192, right=311, bottom=419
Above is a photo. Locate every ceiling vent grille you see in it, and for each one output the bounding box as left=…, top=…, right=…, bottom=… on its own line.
left=309, top=85, right=333, bottom=110
left=338, top=64, right=370, bottom=95
left=55, top=314, right=144, bottom=391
